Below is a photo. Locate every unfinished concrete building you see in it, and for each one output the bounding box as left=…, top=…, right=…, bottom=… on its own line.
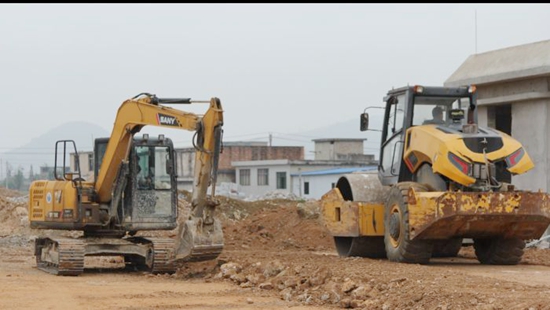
left=445, top=39, right=550, bottom=193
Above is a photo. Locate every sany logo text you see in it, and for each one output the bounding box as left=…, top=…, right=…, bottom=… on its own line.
left=157, top=113, right=180, bottom=127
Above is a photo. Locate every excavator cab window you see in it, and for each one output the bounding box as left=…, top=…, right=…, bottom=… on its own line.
left=126, top=141, right=176, bottom=222
left=135, top=146, right=172, bottom=191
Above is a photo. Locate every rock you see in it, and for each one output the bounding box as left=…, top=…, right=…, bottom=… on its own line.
left=340, top=298, right=352, bottom=308
left=297, top=293, right=312, bottom=304
left=283, top=276, right=299, bottom=289
left=331, top=291, right=342, bottom=304
left=240, top=282, right=253, bottom=288
left=296, top=201, right=320, bottom=219
left=342, top=279, right=357, bottom=293
left=220, top=262, right=242, bottom=278
left=309, top=266, right=331, bottom=286
left=350, top=299, right=363, bottom=308
left=263, top=260, right=285, bottom=278
left=15, top=207, right=28, bottom=216
left=259, top=282, right=274, bottom=290
left=350, top=286, right=370, bottom=299
left=245, top=274, right=264, bottom=285
left=280, top=288, right=293, bottom=302
left=230, top=273, right=247, bottom=284
left=362, top=299, right=381, bottom=308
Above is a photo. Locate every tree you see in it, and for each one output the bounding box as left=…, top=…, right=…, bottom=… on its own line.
left=5, top=161, right=11, bottom=189
left=29, top=165, right=35, bottom=182
left=9, top=168, right=24, bottom=191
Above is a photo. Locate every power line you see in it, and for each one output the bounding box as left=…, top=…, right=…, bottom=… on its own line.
left=0, top=145, right=94, bottom=149
left=269, top=136, right=312, bottom=143
left=0, top=152, right=56, bottom=155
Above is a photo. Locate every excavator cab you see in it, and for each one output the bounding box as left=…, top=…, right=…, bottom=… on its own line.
left=126, top=135, right=177, bottom=231
left=93, top=135, right=178, bottom=232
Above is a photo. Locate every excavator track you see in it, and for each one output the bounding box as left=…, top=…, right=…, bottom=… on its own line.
left=146, top=237, right=177, bottom=274
left=35, top=237, right=85, bottom=276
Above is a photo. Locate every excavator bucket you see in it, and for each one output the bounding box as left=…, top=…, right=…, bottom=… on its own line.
left=407, top=188, right=550, bottom=240
left=175, top=216, right=224, bottom=262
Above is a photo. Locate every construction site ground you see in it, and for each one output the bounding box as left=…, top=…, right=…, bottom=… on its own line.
left=2, top=187, right=550, bottom=310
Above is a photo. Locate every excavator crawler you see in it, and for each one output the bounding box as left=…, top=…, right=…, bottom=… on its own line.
left=29, top=93, right=224, bottom=275
left=322, top=85, right=550, bottom=265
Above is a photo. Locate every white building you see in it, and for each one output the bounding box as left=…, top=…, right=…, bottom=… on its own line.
left=70, top=151, right=94, bottom=181
left=232, top=159, right=376, bottom=199
left=290, top=166, right=377, bottom=199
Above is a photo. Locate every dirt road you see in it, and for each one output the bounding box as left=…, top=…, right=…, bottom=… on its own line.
left=2, top=190, right=550, bottom=309
left=0, top=245, right=317, bottom=310
left=2, top=242, right=550, bottom=310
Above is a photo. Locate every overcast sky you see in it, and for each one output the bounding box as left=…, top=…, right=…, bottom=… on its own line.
left=1, top=4, right=550, bottom=161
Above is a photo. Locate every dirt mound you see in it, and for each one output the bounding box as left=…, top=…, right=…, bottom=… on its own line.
left=0, top=187, right=25, bottom=197
left=0, top=194, right=29, bottom=237
left=222, top=199, right=333, bottom=252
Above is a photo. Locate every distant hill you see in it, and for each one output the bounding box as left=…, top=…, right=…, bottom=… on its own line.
left=1, top=121, right=110, bottom=176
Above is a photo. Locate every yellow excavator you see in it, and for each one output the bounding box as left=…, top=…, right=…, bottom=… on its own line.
left=322, top=85, right=550, bottom=265
left=28, top=93, right=224, bottom=275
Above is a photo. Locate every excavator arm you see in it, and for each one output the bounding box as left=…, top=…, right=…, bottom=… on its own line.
left=95, top=93, right=222, bottom=202
left=95, top=93, right=224, bottom=262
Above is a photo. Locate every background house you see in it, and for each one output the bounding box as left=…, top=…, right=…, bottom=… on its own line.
left=233, top=138, right=377, bottom=199
left=174, top=141, right=304, bottom=191
left=70, top=151, right=94, bottom=181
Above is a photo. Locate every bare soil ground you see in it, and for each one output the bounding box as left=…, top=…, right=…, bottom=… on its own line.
left=2, top=187, right=550, bottom=309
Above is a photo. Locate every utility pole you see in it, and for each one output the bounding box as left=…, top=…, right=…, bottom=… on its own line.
left=268, top=132, right=272, bottom=160
left=5, top=161, right=9, bottom=189
left=475, top=9, right=478, bottom=54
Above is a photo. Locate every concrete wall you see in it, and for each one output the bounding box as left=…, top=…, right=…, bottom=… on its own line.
left=477, top=106, right=488, bottom=127
left=313, top=139, right=364, bottom=161
left=175, top=149, right=195, bottom=179
left=476, top=77, right=550, bottom=102
left=511, top=100, right=549, bottom=192
left=219, top=145, right=303, bottom=167
left=472, top=77, right=550, bottom=192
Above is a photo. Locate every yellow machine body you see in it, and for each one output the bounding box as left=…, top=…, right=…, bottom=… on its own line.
left=321, top=85, right=550, bottom=264
left=27, top=94, right=225, bottom=275
left=403, top=125, right=534, bottom=187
